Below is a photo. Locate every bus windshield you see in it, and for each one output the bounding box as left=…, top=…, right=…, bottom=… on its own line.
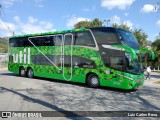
left=125, top=52, right=144, bottom=75
left=118, top=29, right=139, bottom=50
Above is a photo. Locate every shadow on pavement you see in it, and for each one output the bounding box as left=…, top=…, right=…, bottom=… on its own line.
left=0, top=72, right=18, bottom=77
left=1, top=72, right=160, bottom=111
left=0, top=72, right=143, bottom=93
left=124, top=86, right=160, bottom=110
left=150, top=74, right=160, bottom=79
left=0, top=86, right=91, bottom=120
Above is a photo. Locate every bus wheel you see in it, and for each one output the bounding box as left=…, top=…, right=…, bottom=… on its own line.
left=19, top=67, right=26, bottom=77
left=87, top=74, right=99, bottom=88
left=27, top=68, right=34, bottom=78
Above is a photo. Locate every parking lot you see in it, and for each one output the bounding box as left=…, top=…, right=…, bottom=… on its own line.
left=0, top=69, right=160, bottom=119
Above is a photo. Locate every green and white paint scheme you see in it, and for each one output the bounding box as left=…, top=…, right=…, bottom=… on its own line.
left=8, top=27, right=155, bottom=90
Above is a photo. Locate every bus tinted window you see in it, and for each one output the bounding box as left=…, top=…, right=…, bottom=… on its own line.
left=75, top=31, right=95, bottom=47
left=29, top=36, right=54, bottom=46
left=110, top=56, right=123, bottom=71
left=92, top=29, right=119, bottom=44
left=54, top=35, right=62, bottom=46
left=118, top=29, right=139, bottom=50
left=9, top=37, right=28, bottom=47
left=9, top=38, right=16, bottom=47
left=32, top=55, right=61, bottom=66
left=10, top=36, right=54, bottom=47
left=64, top=34, right=73, bottom=45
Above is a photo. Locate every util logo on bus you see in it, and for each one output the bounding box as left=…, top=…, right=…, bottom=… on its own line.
left=13, top=48, right=31, bottom=64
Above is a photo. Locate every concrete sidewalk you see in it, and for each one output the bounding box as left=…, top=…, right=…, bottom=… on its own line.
left=0, top=67, right=7, bottom=71
left=144, top=71, right=160, bottom=87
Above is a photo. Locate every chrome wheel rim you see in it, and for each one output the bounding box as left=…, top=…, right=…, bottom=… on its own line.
left=91, top=77, right=98, bottom=85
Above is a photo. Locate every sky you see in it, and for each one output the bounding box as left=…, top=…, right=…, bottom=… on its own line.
left=0, top=0, right=160, bottom=41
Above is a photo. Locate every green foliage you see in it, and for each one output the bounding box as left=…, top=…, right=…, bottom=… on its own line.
left=0, top=38, right=8, bottom=53
left=112, top=23, right=130, bottom=31
left=152, top=37, right=160, bottom=52
left=151, top=37, right=160, bottom=67
left=74, top=21, right=91, bottom=29
left=90, top=18, right=103, bottom=28
left=133, top=28, right=149, bottom=47
left=74, top=18, right=103, bottom=29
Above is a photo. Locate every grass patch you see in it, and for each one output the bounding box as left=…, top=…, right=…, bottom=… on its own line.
left=154, top=81, right=160, bottom=84
left=152, top=71, right=160, bottom=73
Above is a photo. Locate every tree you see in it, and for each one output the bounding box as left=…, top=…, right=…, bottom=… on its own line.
left=152, top=37, right=160, bottom=52
left=151, top=36, right=160, bottom=70
left=0, top=38, right=8, bottom=53
left=133, top=28, right=149, bottom=47
left=91, top=18, right=103, bottom=28
left=74, top=18, right=103, bottom=29
left=112, top=23, right=130, bottom=31
left=74, top=21, right=91, bottom=29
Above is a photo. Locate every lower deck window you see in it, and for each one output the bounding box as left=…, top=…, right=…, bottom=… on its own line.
left=110, top=56, right=123, bottom=71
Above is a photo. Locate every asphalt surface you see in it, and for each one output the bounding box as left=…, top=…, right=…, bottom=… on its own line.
left=0, top=69, right=160, bottom=120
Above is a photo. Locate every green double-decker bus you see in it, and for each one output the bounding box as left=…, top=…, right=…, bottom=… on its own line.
left=8, top=27, right=154, bottom=90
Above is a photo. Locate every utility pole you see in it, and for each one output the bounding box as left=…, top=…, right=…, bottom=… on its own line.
left=104, top=19, right=111, bottom=27
left=0, top=4, right=15, bottom=36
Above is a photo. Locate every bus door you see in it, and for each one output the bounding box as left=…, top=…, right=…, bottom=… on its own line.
left=63, top=33, right=73, bottom=81
left=108, top=48, right=125, bottom=80
left=100, top=45, right=125, bottom=75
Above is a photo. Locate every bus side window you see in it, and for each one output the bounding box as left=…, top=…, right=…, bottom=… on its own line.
left=25, top=38, right=32, bottom=47
left=43, top=36, right=54, bottom=46
left=9, top=38, right=16, bottom=47
left=54, top=35, right=62, bottom=46
left=110, top=56, right=123, bottom=71
left=11, top=37, right=26, bottom=47
left=29, top=38, right=38, bottom=46
left=64, top=34, right=73, bottom=45
left=75, top=31, right=95, bottom=47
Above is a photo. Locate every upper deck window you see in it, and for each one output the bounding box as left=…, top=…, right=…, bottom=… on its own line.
left=9, top=36, right=54, bottom=47
left=75, top=31, right=95, bottom=47
left=92, top=29, right=119, bottom=45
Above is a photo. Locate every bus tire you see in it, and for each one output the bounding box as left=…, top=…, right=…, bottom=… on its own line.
left=87, top=74, right=99, bottom=88
left=19, top=67, right=26, bottom=77
left=27, top=68, right=34, bottom=78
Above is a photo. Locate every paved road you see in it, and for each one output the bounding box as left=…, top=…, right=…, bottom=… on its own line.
left=0, top=69, right=160, bottom=120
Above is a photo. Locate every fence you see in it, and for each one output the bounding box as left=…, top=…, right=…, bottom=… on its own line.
left=0, top=54, right=8, bottom=69
left=0, top=61, right=7, bottom=69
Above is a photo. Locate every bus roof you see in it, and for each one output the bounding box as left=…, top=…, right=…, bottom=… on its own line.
left=9, top=27, right=125, bottom=39
left=9, top=28, right=87, bottom=39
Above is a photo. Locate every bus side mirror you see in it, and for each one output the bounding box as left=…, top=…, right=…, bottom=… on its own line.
left=139, top=48, right=155, bottom=60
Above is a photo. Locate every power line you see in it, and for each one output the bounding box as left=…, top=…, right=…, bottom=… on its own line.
left=0, top=4, right=14, bottom=36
